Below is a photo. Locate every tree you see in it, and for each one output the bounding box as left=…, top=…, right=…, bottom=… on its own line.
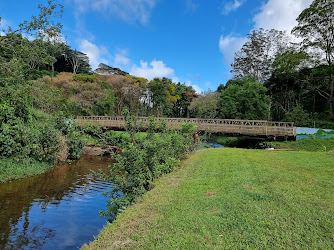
left=232, top=29, right=291, bottom=82
left=189, top=91, right=219, bottom=118
left=95, top=63, right=129, bottom=76
left=218, top=78, right=270, bottom=120
left=292, top=0, right=334, bottom=119
left=66, top=49, right=90, bottom=74
left=0, top=0, right=63, bottom=79
left=171, top=83, right=197, bottom=118
left=0, top=0, right=63, bottom=42
left=265, top=51, right=312, bottom=120
left=148, top=78, right=179, bottom=116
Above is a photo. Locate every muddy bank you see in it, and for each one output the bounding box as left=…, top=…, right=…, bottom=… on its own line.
left=82, top=146, right=118, bottom=156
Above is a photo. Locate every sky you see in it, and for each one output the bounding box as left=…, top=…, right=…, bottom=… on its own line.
left=0, top=0, right=313, bottom=93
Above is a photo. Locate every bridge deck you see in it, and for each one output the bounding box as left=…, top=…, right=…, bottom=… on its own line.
left=76, top=116, right=296, bottom=139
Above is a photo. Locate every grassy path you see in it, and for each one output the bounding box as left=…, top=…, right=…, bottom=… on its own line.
left=83, top=148, right=334, bottom=249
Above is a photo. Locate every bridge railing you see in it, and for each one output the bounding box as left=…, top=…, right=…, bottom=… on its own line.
left=76, top=116, right=296, bottom=137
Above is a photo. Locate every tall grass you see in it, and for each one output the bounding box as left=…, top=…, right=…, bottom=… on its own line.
left=0, top=158, right=52, bottom=183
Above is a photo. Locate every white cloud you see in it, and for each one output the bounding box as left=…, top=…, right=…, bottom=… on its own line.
left=130, top=60, right=175, bottom=80
left=78, top=39, right=110, bottom=69
left=222, top=0, right=244, bottom=15
left=172, top=77, right=180, bottom=84
left=219, top=0, right=313, bottom=66
left=185, top=0, right=199, bottom=13
left=114, top=49, right=131, bottom=67
left=74, top=0, right=157, bottom=25
left=185, top=80, right=203, bottom=94
left=219, top=35, right=247, bottom=65
left=172, top=77, right=203, bottom=93
left=253, top=0, right=313, bottom=32
left=0, top=18, right=8, bottom=35
left=130, top=60, right=203, bottom=93
left=205, top=81, right=212, bottom=88
left=0, top=18, right=9, bottom=28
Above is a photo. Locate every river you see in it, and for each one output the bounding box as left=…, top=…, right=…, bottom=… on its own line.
left=0, top=156, right=115, bottom=249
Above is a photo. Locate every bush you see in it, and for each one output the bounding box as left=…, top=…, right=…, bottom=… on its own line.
left=97, top=116, right=198, bottom=220
left=284, top=104, right=310, bottom=127
left=72, top=74, right=96, bottom=82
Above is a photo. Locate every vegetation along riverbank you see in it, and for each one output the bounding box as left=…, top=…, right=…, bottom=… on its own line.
left=83, top=148, right=334, bottom=249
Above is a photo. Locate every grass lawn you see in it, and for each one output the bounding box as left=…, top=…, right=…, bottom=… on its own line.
left=272, top=137, right=334, bottom=152
left=83, top=148, right=334, bottom=249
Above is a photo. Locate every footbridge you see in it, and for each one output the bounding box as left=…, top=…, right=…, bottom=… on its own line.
left=76, top=116, right=296, bottom=140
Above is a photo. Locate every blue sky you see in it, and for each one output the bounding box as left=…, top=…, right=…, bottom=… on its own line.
left=0, top=0, right=312, bottom=93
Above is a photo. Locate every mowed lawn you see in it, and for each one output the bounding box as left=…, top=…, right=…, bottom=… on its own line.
left=83, top=148, right=334, bottom=249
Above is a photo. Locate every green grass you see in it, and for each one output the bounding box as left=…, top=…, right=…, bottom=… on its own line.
left=0, top=157, right=53, bottom=183
left=211, top=136, right=239, bottom=146
left=83, top=148, right=334, bottom=249
left=272, top=137, right=334, bottom=152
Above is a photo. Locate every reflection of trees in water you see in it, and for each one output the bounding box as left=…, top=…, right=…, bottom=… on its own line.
left=6, top=211, right=56, bottom=250
left=0, top=156, right=114, bottom=249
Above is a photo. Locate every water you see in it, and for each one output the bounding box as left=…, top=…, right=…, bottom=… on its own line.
left=205, top=142, right=224, bottom=148
left=0, top=156, right=115, bottom=250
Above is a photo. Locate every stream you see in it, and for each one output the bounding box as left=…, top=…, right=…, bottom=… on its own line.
left=0, top=156, right=115, bottom=250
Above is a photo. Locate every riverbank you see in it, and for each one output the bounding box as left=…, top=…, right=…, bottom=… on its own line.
left=83, top=148, right=334, bottom=249
left=0, top=158, right=54, bottom=183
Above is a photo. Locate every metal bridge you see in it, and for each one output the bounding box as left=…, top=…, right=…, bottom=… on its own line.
left=76, top=116, right=296, bottom=140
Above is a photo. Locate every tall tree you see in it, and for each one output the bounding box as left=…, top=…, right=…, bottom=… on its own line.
left=148, top=77, right=179, bottom=117
left=0, top=0, right=63, bottom=79
left=189, top=91, right=219, bottom=119
left=265, top=51, right=311, bottom=120
left=218, top=78, right=270, bottom=120
left=232, top=29, right=291, bottom=82
left=66, top=49, right=89, bottom=74
left=95, top=63, right=129, bottom=76
left=292, top=0, right=334, bottom=119
left=171, top=83, right=197, bottom=118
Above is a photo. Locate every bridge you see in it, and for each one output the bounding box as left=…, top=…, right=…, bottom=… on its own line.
left=76, top=116, right=296, bottom=140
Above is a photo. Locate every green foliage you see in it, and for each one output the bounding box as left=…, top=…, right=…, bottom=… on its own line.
left=0, top=104, right=60, bottom=162
left=72, top=74, right=96, bottom=82
left=171, top=83, right=197, bottom=118
left=96, top=115, right=198, bottom=220
left=66, top=131, right=85, bottom=160
left=211, top=136, right=273, bottom=149
left=95, top=63, right=129, bottom=76
left=24, top=69, right=58, bottom=80
left=232, top=29, right=290, bottom=82
left=218, top=77, right=269, bottom=120
left=314, top=129, right=334, bottom=136
left=0, top=157, right=52, bottom=183
left=283, top=104, right=311, bottom=126
left=189, top=91, right=219, bottom=118
left=272, top=137, right=334, bottom=152
left=148, top=77, right=180, bottom=116
left=95, top=90, right=117, bottom=116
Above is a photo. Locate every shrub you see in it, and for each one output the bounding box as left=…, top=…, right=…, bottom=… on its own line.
left=284, top=104, right=310, bottom=127
left=72, top=74, right=96, bottom=82
left=97, top=115, right=199, bottom=220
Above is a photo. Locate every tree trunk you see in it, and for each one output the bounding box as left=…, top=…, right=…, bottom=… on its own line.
left=330, top=100, right=334, bottom=120
left=330, top=73, right=334, bottom=120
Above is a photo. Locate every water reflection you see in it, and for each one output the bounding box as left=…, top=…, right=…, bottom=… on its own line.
left=0, top=156, right=115, bottom=249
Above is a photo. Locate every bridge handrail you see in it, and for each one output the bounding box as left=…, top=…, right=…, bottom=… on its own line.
left=76, top=116, right=294, bottom=127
